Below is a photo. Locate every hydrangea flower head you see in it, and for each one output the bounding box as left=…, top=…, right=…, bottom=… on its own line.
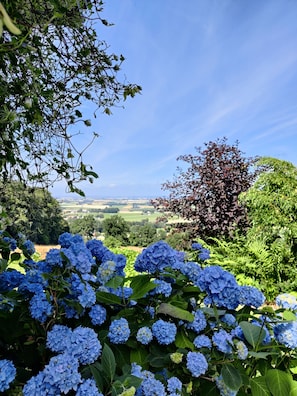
left=23, top=239, right=35, bottom=255
left=43, top=353, right=81, bottom=393
left=180, top=261, right=202, bottom=284
left=45, top=248, right=63, bottom=268
left=29, top=292, right=53, bottom=323
left=152, top=319, right=177, bottom=345
left=46, top=324, right=72, bottom=353
left=70, top=326, right=102, bottom=364
left=186, top=309, right=207, bottom=333
left=0, top=359, right=16, bottom=392
left=198, top=265, right=240, bottom=309
left=212, top=329, right=233, bottom=354
left=276, top=293, right=297, bottom=310
left=58, top=232, right=73, bottom=248
left=140, top=377, right=166, bottom=396
left=239, top=286, right=265, bottom=308
left=193, top=334, right=212, bottom=349
left=108, top=318, right=130, bottom=344
left=167, top=376, right=182, bottom=394
left=186, top=351, right=208, bottom=377
left=23, top=371, right=59, bottom=395
left=274, top=321, right=297, bottom=349
left=134, top=241, right=179, bottom=274
left=76, top=378, right=103, bottom=396
left=236, top=340, right=248, bottom=360
left=89, top=304, right=107, bottom=326
left=0, top=270, right=25, bottom=292
left=150, top=279, right=172, bottom=297
left=97, top=260, right=117, bottom=284
left=136, top=326, right=153, bottom=345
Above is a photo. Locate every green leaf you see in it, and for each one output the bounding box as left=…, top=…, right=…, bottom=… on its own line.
left=157, top=303, right=194, bottom=322
left=175, top=329, right=194, bottom=350
left=250, top=377, right=271, bottom=396
left=130, top=348, right=147, bottom=367
left=101, top=343, right=116, bottom=383
left=282, top=310, right=297, bottom=321
left=221, top=364, right=242, bottom=391
left=290, top=381, right=297, bottom=396
left=10, top=252, right=21, bottom=262
left=266, top=369, right=294, bottom=396
left=89, top=362, right=104, bottom=390
left=96, top=291, right=122, bottom=305
left=105, top=275, right=124, bottom=289
left=289, top=360, right=297, bottom=375
left=239, top=321, right=266, bottom=348
left=129, top=275, right=156, bottom=299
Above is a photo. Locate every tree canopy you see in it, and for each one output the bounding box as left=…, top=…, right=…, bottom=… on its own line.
left=0, top=0, right=141, bottom=195
left=152, top=138, right=259, bottom=239
left=0, top=181, right=69, bottom=244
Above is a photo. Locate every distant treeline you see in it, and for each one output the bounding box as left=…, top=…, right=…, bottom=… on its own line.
left=88, top=207, right=119, bottom=213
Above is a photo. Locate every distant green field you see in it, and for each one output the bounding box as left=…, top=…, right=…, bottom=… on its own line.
left=102, top=212, right=160, bottom=223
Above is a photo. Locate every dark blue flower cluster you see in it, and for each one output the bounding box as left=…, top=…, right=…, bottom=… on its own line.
left=0, top=359, right=16, bottom=392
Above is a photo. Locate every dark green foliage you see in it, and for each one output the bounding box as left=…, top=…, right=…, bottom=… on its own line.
left=69, top=215, right=98, bottom=239
left=0, top=181, right=69, bottom=244
left=129, top=223, right=159, bottom=247
left=102, top=215, right=130, bottom=246
left=0, top=0, right=141, bottom=195
left=152, top=138, right=258, bottom=239
left=166, top=231, right=192, bottom=251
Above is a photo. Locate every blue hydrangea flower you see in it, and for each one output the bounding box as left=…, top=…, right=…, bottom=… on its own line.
left=0, top=270, right=25, bottom=292
left=192, top=242, right=203, bottom=250
left=198, top=266, right=240, bottom=309
left=152, top=319, right=177, bottom=345
left=29, top=292, right=53, bottom=323
left=45, top=248, right=63, bottom=268
left=186, top=309, right=207, bottom=333
left=140, top=377, right=166, bottom=396
left=89, top=304, right=107, bottom=326
left=2, top=236, right=17, bottom=251
left=70, top=326, right=102, bottom=364
left=134, top=241, right=179, bottom=274
left=68, top=242, right=95, bottom=274
left=58, top=232, right=74, bottom=248
left=193, top=334, right=212, bottom=349
left=150, top=279, right=172, bottom=297
left=198, top=248, right=210, bottom=261
left=215, top=374, right=238, bottom=396
left=86, top=239, right=109, bottom=260
left=96, top=260, right=117, bottom=284
left=212, top=329, right=233, bottom=354
left=221, top=314, right=237, bottom=327
left=23, top=371, right=59, bottom=395
left=167, top=376, right=182, bottom=394
left=18, top=269, right=47, bottom=296
left=76, top=378, right=103, bottom=396
left=23, top=239, right=35, bottom=255
left=274, top=321, right=297, bottom=349
left=108, top=318, right=130, bottom=344
left=0, top=359, right=16, bottom=392
left=276, top=293, right=297, bottom=310
left=46, top=324, right=72, bottom=353
left=235, top=341, right=249, bottom=360
left=43, top=353, right=82, bottom=393
left=68, top=274, right=96, bottom=308
left=239, top=286, right=265, bottom=308
left=180, top=261, right=202, bottom=284
left=186, top=351, right=208, bottom=377
left=131, top=362, right=155, bottom=380
left=136, top=326, right=153, bottom=345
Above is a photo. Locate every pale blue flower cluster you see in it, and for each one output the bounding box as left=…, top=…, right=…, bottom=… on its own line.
left=108, top=317, right=131, bottom=344
left=186, top=309, right=207, bottom=333
left=193, top=334, right=212, bottom=349
left=276, top=293, right=297, bottom=310
left=150, top=279, right=172, bottom=297
left=215, top=374, right=238, bottom=396
left=186, top=351, right=208, bottom=377
left=89, top=304, right=107, bottom=326
left=274, top=321, right=297, bottom=349
left=136, top=326, right=153, bottom=345
left=212, top=329, right=233, bottom=354
left=0, top=359, right=16, bottom=392
left=134, top=241, right=180, bottom=273
left=239, top=285, right=265, bottom=308
left=197, top=265, right=240, bottom=309
left=152, top=319, right=177, bottom=345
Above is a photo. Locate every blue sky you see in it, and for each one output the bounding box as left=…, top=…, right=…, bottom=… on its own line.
left=53, top=0, right=297, bottom=198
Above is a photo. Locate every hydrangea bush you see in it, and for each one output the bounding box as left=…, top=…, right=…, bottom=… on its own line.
left=1, top=232, right=297, bottom=395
